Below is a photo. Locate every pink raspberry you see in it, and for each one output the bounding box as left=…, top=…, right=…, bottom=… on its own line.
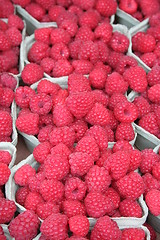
left=128, top=149, right=142, bottom=172
left=152, top=162, right=160, bottom=180
left=24, top=191, right=44, bottom=212
left=36, top=201, right=59, bottom=220
left=52, top=59, right=73, bottom=77
left=116, top=171, right=144, bottom=200
left=105, top=72, right=128, bottom=96
left=33, top=141, right=51, bottom=164
left=0, top=72, right=17, bottom=90
left=5, top=27, right=22, bottom=47
left=135, top=32, right=156, bottom=53
left=16, top=112, right=39, bottom=135
left=14, top=164, right=36, bottom=187
left=75, top=136, right=99, bottom=161
left=109, top=31, right=129, bottom=53
left=119, top=0, right=138, bottom=14
left=40, top=57, right=55, bottom=75
left=70, top=119, right=88, bottom=142
left=92, top=89, right=109, bottom=107
left=9, top=210, right=40, bottom=240
left=107, top=50, right=123, bottom=69
left=35, top=0, right=56, bottom=10
left=140, top=149, right=160, bottom=174
left=25, top=3, right=45, bottom=21
left=114, top=101, right=138, bottom=123
left=65, top=177, right=86, bottom=201
left=143, top=223, right=157, bottom=240
left=104, top=150, right=130, bottom=181
left=145, top=189, right=160, bottom=216
left=108, top=93, right=128, bottom=111
left=85, top=165, right=111, bottom=193
left=0, top=0, right=14, bottom=18
left=0, top=162, right=10, bottom=185
left=50, top=28, right=71, bottom=45
left=21, top=63, right=44, bottom=85
left=148, top=84, right=160, bottom=103
left=56, top=10, right=78, bottom=26
left=28, top=41, right=50, bottom=64
left=72, top=60, right=93, bottom=75
left=96, top=41, right=109, bottom=63
left=68, top=5, right=83, bottom=17
left=147, top=65, right=160, bottom=86
left=138, top=112, right=159, bottom=136
left=69, top=215, right=90, bottom=237
left=69, top=40, right=83, bottom=59
left=96, top=0, right=117, bottom=17
left=59, top=19, right=78, bottom=37
left=37, top=79, right=60, bottom=96
left=122, top=228, right=145, bottom=240
left=78, top=40, right=99, bottom=64
left=89, top=67, right=107, bottom=89
left=133, top=96, right=151, bottom=119
left=40, top=179, right=64, bottom=202
left=116, top=55, right=138, bottom=75
left=38, top=113, right=53, bottom=127
left=0, top=31, right=12, bottom=51
left=72, top=0, right=95, bottom=10
left=68, top=74, right=91, bottom=93
left=50, top=42, right=69, bottom=61
left=69, top=152, right=94, bottom=176
left=62, top=199, right=86, bottom=218
left=48, top=5, right=65, bottom=22
left=38, top=125, right=54, bottom=142
left=78, top=9, right=100, bottom=30
left=15, top=86, right=35, bottom=108
left=96, top=148, right=112, bottom=167
left=112, top=140, right=133, bottom=153
left=84, top=191, right=114, bottom=218
left=53, top=103, right=74, bottom=127
left=52, top=89, right=69, bottom=105
left=119, top=199, right=142, bottom=218
left=142, top=173, right=160, bottom=195
left=140, top=52, right=157, bottom=68
left=95, top=22, right=113, bottom=44
left=0, top=150, right=11, bottom=165
left=105, top=187, right=120, bottom=211
left=75, top=26, right=94, bottom=42
left=90, top=216, right=122, bottom=240
left=51, top=143, right=72, bottom=158
left=29, top=93, right=52, bottom=115
left=28, top=172, right=45, bottom=192
left=0, top=87, right=14, bottom=108
left=115, top=122, right=135, bottom=141
left=140, top=0, right=160, bottom=17
left=0, top=198, right=16, bottom=224
left=15, top=187, right=29, bottom=206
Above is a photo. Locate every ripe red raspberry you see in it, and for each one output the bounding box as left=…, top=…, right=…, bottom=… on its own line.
left=0, top=198, right=16, bottom=224
left=95, top=22, right=113, bottom=44
left=16, top=112, right=39, bottom=135
left=90, top=216, right=122, bottom=240
left=28, top=172, right=45, bottom=192
left=116, top=55, right=138, bottom=75
left=72, top=0, right=95, bottom=10
left=128, top=149, right=142, bottom=172
left=40, top=179, right=64, bottom=202
left=0, top=72, right=17, bottom=90
left=75, top=26, right=94, bottom=42
left=25, top=3, right=45, bottom=21
left=0, top=50, right=18, bottom=72
left=69, top=215, right=89, bottom=237
left=92, top=89, right=109, bottom=107
left=140, top=149, right=160, bottom=174
left=152, top=162, right=160, bottom=180
left=0, top=150, right=11, bottom=165
left=70, top=119, right=88, bottom=142
left=123, top=66, right=148, bottom=93
left=15, top=187, right=29, bottom=206
left=37, top=79, right=60, bottom=96
left=36, top=201, right=59, bottom=220
left=105, top=72, right=128, bottom=96
left=5, top=27, right=22, bottom=47
left=117, top=171, right=145, bottom=200
left=21, top=63, right=44, bottom=85
left=33, top=141, right=51, bottom=164
left=38, top=113, right=53, bottom=127
left=68, top=4, right=83, bottom=17
left=72, top=60, right=93, bottom=75
left=105, top=187, right=120, bottom=210
left=145, top=189, right=160, bottom=216
left=84, top=191, right=114, bottom=218
left=119, top=199, right=142, bottom=218
left=29, top=93, right=52, bottom=115
left=107, top=50, right=123, bottom=69
left=56, top=9, right=78, bottom=26
left=35, top=0, right=56, bottom=10
left=69, top=152, right=94, bottom=176
left=78, top=40, right=99, bottom=64
left=119, top=0, right=138, bottom=14
left=149, top=12, right=160, bottom=26
left=28, top=41, right=50, bottom=64
left=140, top=0, right=160, bottom=17
left=136, top=33, right=156, bottom=53
left=53, top=104, right=73, bottom=127
left=52, top=59, right=73, bottom=77
left=14, top=164, right=36, bottom=187
left=0, top=111, right=12, bottom=137
left=142, top=173, right=160, bottom=195
left=50, top=42, right=69, bottom=61
left=0, top=162, right=10, bottom=185
left=40, top=57, right=55, bottom=74
left=114, top=101, right=138, bottom=123
left=48, top=5, right=65, bottom=21
left=104, top=150, right=130, bottom=181
left=96, top=148, right=112, bottom=167
left=96, top=41, right=109, bottom=63
left=0, top=31, right=11, bottom=51
left=143, top=223, right=157, bottom=240
left=51, top=143, right=72, bottom=158
left=78, top=9, right=100, bottom=30
left=115, top=122, right=135, bottom=141
left=0, top=0, right=14, bottom=18
left=110, top=32, right=129, bottom=53
left=50, top=28, right=71, bottom=45
left=62, top=199, right=86, bottom=217
left=133, top=96, right=151, bottom=119
left=86, top=165, right=111, bottom=193
left=52, top=89, right=69, bottom=105
left=112, top=140, right=133, bottom=153
left=38, top=125, right=53, bottom=142
left=24, top=191, right=44, bottom=212
left=140, top=52, right=157, bottom=68
left=0, top=87, right=14, bottom=108
left=9, top=210, right=40, bottom=240
left=139, top=112, right=160, bottom=136
left=147, top=65, right=160, bottom=86
left=96, top=0, right=117, bottom=17
left=12, top=0, right=31, bottom=8
left=89, top=67, right=107, bottom=89
left=65, top=177, right=86, bottom=201
left=0, top=19, right=8, bottom=31
left=148, top=84, right=160, bottom=103
left=69, top=40, right=82, bottom=59
left=49, top=126, right=76, bottom=148
left=108, top=93, right=128, bottom=111
left=106, top=110, right=120, bottom=131
left=68, top=74, right=91, bottom=93
left=121, top=228, right=145, bottom=240
left=58, top=19, right=78, bottom=37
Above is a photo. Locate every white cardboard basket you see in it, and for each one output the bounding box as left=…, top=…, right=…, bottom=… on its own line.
left=115, top=8, right=140, bottom=29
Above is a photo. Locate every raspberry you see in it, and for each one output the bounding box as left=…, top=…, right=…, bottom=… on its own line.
left=40, top=179, right=64, bottom=202
left=140, top=52, right=157, bottom=68
left=133, top=96, right=151, bottom=119
left=140, top=149, right=160, bottom=174
left=149, top=12, right=160, bottom=26
left=15, top=187, right=29, bottom=206
left=35, top=0, right=56, bottom=10
left=96, top=0, right=117, bottom=17
left=0, top=20, right=8, bottom=31
left=106, top=110, right=120, bottom=131
left=0, top=162, right=10, bottom=185
left=119, top=199, right=142, bottom=218
left=52, top=59, right=73, bottom=77
left=53, top=104, right=73, bottom=127
left=119, top=0, right=138, bottom=14
left=75, top=26, right=94, bottom=42
left=116, top=55, right=138, bottom=75
left=28, top=41, right=50, bottom=64
left=117, top=171, right=144, bottom=200
left=89, top=67, right=107, bottom=89
left=123, top=66, right=148, bottom=93
left=14, top=164, right=36, bottom=187
left=148, top=84, right=160, bottom=103
left=112, top=140, right=133, bottom=153
left=95, top=22, right=113, bottom=44
left=92, top=89, right=109, bottom=107
left=50, top=42, right=69, bottom=61
left=139, top=112, right=160, bottom=136
left=0, top=50, right=18, bottom=72
left=72, top=0, right=95, bottom=10
left=49, top=126, right=76, bottom=148
left=90, top=216, right=122, bottom=240
left=96, top=41, right=109, bottom=63
left=29, top=93, right=52, bottom=116
left=72, top=60, right=93, bottom=74
left=15, top=86, right=35, bottom=109
left=34, top=27, right=52, bottom=45
left=50, top=28, right=71, bottom=45
left=142, top=173, right=160, bottom=195
left=52, top=89, right=69, bottom=105
left=25, top=3, right=45, bottom=21
left=16, top=112, right=39, bottom=135
left=78, top=9, right=100, bottom=30
left=0, top=111, right=12, bottom=137
left=21, top=63, right=44, bottom=85
left=65, top=177, right=86, bottom=201
left=70, top=119, right=88, bottom=142
left=0, top=198, right=16, bottom=224
left=78, top=40, right=99, bottom=64
left=115, top=122, right=135, bottom=141
left=104, top=150, right=130, bottom=181
left=51, top=143, right=72, bottom=158
left=105, top=187, right=120, bottom=210
left=28, top=172, right=45, bottom=192
left=62, top=199, right=86, bottom=217
left=107, top=50, right=123, bottom=69
left=0, top=31, right=11, bottom=51
left=0, top=72, right=17, bottom=90
left=143, top=223, right=157, bottom=240
left=0, top=0, right=14, bottom=18
left=114, top=101, right=138, bottom=123
left=0, top=87, right=14, bottom=108
left=68, top=5, right=83, bottom=17
left=152, top=162, right=160, bottom=180
left=110, top=32, right=129, bottom=53
left=145, top=189, right=160, bottom=216
left=96, top=148, right=112, bottom=167
left=0, top=150, right=11, bottom=165
left=9, top=210, right=40, bottom=240
left=68, top=74, right=91, bottom=93
left=24, top=191, right=44, bottom=212
left=105, top=72, right=128, bottom=96
left=33, top=141, right=51, bottom=164
left=75, top=136, right=99, bottom=161
left=5, top=27, right=22, bottom=47
left=147, top=65, right=160, bottom=86
left=69, top=152, right=94, bottom=176
left=12, top=0, right=31, bottom=8
left=108, top=93, right=128, bottom=111
left=139, top=0, right=160, bottom=17
left=121, top=228, right=145, bottom=240
left=48, top=5, right=65, bottom=21
left=84, top=191, right=114, bottom=218
left=38, top=125, right=53, bottom=142
left=85, top=165, right=111, bottom=193
left=59, top=19, right=78, bottom=38
left=69, top=40, right=82, bottom=59
left=36, top=201, right=59, bottom=220
left=136, top=33, right=156, bottom=53
left=69, top=215, right=89, bottom=237
left=128, top=149, right=142, bottom=172
left=37, top=79, right=60, bottom=96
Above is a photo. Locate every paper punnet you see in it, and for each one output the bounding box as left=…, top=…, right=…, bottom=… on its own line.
left=115, top=8, right=140, bottom=29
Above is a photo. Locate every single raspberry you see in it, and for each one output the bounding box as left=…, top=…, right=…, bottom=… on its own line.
left=38, top=125, right=54, bottom=142
left=147, top=26, right=160, bottom=42
left=143, top=223, right=157, bottom=240
left=65, top=177, right=86, bottom=201
left=69, top=215, right=89, bottom=237
left=15, top=86, right=35, bottom=108
left=109, top=31, right=129, bottom=53
left=115, top=122, right=135, bottom=141
left=0, top=87, right=14, bottom=108
left=62, top=199, right=86, bottom=218
left=0, top=111, right=12, bottom=137
left=35, top=0, right=56, bottom=10
left=24, top=191, right=44, bottom=212
left=68, top=74, right=91, bottom=93
left=68, top=4, right=83, bottom=17
left=29, top=93, right=52, bottom=116
left=0, top=31, right=11, bottom=52
left=145, top=189, right=160, bottom=216
left=70, top=119, right=88, bottom=142
left=25, top=3, right=45, bottom=21
left=121, top=228, right=145, bottom=240
left=15, top=187, right=29, bottom=206
left=137, top=33, right=156, bottom=53
left=28, top=41, right=50, bottom=64
left=58, top=19, right=78, bottom=37
left=49, top=126, right=76, bottom=148
left=119, top=199, right=142, bottom=218
left=95, top=22, right=113, bottom=44
left=108, top=93, right=128, bottom=111
left=40, top=179, right=64, bottom=202
left=0, top=198, right=16, bottom=224
left=105, top=187, right=120, bottom=210
left=37, top=79, right=60, bottom=96
left=72, top=60, right=93, bottom=75
left=140, top=149, right=160, bottom=174
left=96, top=148, right=112, bottom=167
left=149, top=12, right=160, bottom=26
left=16, top=112, right=39, bottom=135
left=142, top=173, right=160, bottom=195
left=96, top=0, right=117, bottom=17
left=39, top=113, right=53, bottom=128
left=116, top=55, right=138, bottom=75
left=50, top=28, right=71, bottom=45
left=9, top=210, right=40, bottom=240
left=11, top=0, right=31, bottom=8
left=152, top=162, right=160, bottom=180
left=21, top=63, right=44, bottom=85
left=50, top=42, right=69, bottom=61
left=52, top=89, right=69, bottom=105
left=40, top=57, right=55, bottom=75
left=147, top=65, right=160, bottom=86
left=28, top=171, right=45, bottom=192
left=148, top=84, right=160, bottom=103
left=53, top=104, right=73, bottom=127
left=96, top=41, right=109, bottom=63
left=84, top=191, right=114, bottom=218
left=114, top=101, right=138, bottom=123
left=128, top=149, right=142, bottom=172
left=0, top=50, right=18, bottom=72
left=119, top=0, right=138, bottom=14
left=112, top=140, right=133, bottom=153
left=69, top=152, right=94, bottom=176
left=90, top=216, right=122, bottom=240
left=72, top=0, right=95, bottom=10
left=116, top=171, right=144, bottom=200
left=51, top=143, right=72, bottom=159
left=69, top=40, right=83, bottom=59
left=78, top=9, right=100, bottom=30
left=104, top=150, right=130, bottom=181
left=0, top=72, right=17, bottom=90
left=36, top=201, right=59, bottom=220
left=0, top=0, right=14, bottom=18
left=75, top=26, right=94, bottom=42
left=107, top=50, right=123, bottom=69
left=52, top=59, right=73, bottom=77
left=105, top=72, right=128, bottom=96
left=56, top=9, right=78, bottom=26
left=35, top=27, right=53, bottom=45
left=0, top=162, right=10, bottom=185
left=85, top=165, right=111, bottom=193
left=5, top=27, right=22, bottom=47
left=33, top=141, right=51, bottom=164
left=133, top=96, right=151, bottom=119
left=89, top=67, right=107, bottom=89
left=48, top=5, right=65, bottom=21
left=0, top=150, right=11, bottom=165
left=78, top=40, right=99, bottom=64
left=140, top=52, right=157, bottom=68
left=139, top=0, right=160, bottom=17
left=14, top=164, right=36, bottom=187
left=92, top=89, right=109, bottom=107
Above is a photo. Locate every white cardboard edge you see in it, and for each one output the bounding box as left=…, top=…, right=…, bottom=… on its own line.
left=115, top=8, right=140, bottom=29
left=0, top=142, right=17, bottom=169
left=1, top=224, right=12, bottom=240
left=18, top=131, right=40, bottom=153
